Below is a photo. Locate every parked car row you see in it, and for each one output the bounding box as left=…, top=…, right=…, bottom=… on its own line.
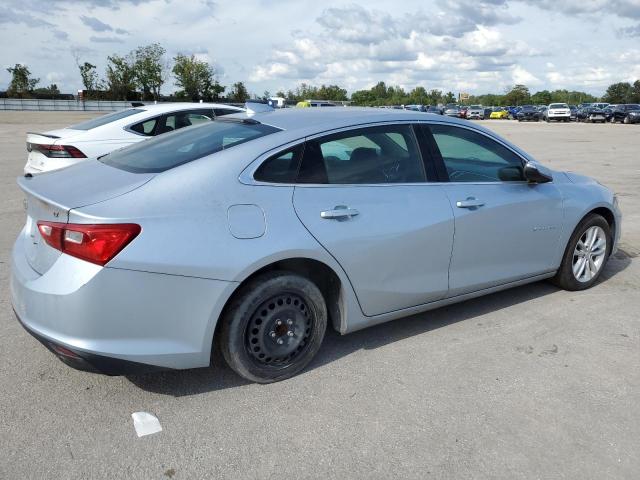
left=403, top=102, right=640, bottom=124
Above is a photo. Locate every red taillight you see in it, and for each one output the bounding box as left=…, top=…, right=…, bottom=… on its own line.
left=37, top=222, right=141, bottom=266
left=31, top=144, right=87, bottom=158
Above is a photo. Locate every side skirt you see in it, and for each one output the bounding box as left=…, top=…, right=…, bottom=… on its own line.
left=342, top=271, right=556, bottom=334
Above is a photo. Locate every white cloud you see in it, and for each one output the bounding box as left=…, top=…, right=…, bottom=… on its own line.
left=0, top=0, right=639, bottom=96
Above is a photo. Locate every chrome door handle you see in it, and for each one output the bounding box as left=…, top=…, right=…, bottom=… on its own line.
left=320, top=206, right=360, bottom=220
left=456, top=198, right=485, bottom=209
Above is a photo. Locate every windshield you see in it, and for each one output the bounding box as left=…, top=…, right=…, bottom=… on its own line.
left=549, top=103, right=568, bottom=109
left=100, top=119, right=281, bottom=173
left=69, top=109, right=145, bottom=130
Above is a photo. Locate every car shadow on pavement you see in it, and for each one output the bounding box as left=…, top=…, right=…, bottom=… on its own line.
left=127, top=254, right=632, bottom=397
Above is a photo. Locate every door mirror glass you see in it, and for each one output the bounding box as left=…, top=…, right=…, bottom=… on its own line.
left=524, top=162, right=552, bottom=183
left=498, top=165, right=524, bottom=181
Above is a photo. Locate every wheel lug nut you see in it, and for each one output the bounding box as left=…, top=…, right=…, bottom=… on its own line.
left=277, top=339, right=284, bottom=345
left=287, top=331, right=294, bottom=337
left=270, top=332, right=276, bottom=338
left=276, top=320, right=282, bottom=326
left=287, top=319, right=293, bottom=325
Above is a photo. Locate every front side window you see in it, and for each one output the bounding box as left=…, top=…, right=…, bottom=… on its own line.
left=429, top=124, right=525, bottom=182
left=100, top=120, right=281, bottom=173
left=297, top=124, right=425, bottom=184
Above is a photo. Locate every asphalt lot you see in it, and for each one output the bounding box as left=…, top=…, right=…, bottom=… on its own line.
left=1, top=111, right=639, bottom=479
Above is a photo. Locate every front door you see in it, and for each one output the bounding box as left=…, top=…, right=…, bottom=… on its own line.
left=424, top=123, right=563, bottom=296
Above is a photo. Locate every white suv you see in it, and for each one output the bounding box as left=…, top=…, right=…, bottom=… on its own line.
left=545, top=103, right=571, bottom=122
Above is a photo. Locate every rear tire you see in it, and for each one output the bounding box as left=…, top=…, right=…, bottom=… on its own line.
left=551, top=214, right=611, bottom=291
left=218, top=272, right=327, bottom=383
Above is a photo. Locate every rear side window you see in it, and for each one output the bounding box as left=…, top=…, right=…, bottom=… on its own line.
left=100, top=120, right=280, bottom=173
left=129, top=117, right=159, bottom=136
left=429, top=124, right=524, bottom=182
left=298, top=125, right=425, bottom=184
left=69, top=109, right=144, bottom=130
left=254, top=145, right=303, bottom=183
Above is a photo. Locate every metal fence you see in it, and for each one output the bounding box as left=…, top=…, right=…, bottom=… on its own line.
left=0, top=98, right=145, bottom=111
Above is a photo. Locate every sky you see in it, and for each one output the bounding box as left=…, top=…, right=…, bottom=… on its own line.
left=1, top=0, right=639, bottom=97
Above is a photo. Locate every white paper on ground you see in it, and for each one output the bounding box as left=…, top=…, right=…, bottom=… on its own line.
left=131, top=411, right=162, bottom=437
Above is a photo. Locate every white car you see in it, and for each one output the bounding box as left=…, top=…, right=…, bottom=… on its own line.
left=545, top=103, right=571, bottom=122
left=466, top=105, right=485, bottom=119
left=24, top=103, right=244, bottom=174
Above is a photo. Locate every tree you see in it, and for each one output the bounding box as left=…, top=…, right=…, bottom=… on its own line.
left=603, top=82, right=632, bottom=104
left=632, top=80, right=640, bottom=103
left=229, top=81, right=249, bottom=102
left=6, top=64, right=39, bottom=97
left=133, top=43, right=166, bottom=100
left=105, top=54, right=137, bottom=100
left=443, top=91, right=456, bottom=104
left=33, top=84, right=60, bottom=95
left=317, top=84, right=348, bottom=101
left=172, top=54, right=225, bottom=101
left=531, top=90, right=552, bottom=105
left=504, top=84, right=530, bottom=105
left=77, top=61, right=100, bottom=94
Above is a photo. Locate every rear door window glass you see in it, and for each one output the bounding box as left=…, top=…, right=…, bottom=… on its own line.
left=298, top=124, right=425, bottom=184
left=214, top=108, right=241, bottom=116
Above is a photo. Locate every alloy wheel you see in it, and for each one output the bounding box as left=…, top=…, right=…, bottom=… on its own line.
left=572, top=226, right=607, bottom=283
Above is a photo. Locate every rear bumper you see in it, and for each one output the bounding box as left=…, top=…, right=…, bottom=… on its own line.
left=14, top=309, right=167, bottom=375
left=11, top=233, right=236, bottom=374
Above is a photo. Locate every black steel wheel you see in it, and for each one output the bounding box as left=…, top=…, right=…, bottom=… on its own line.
left=245, top=293, right=314, bottom=366
left=218, top=271, right=327, bottom=383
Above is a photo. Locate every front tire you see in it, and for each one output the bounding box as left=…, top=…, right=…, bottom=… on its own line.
left=219, top=272, right=327, bottom=383
left=551, top=214, right=611, bottom=291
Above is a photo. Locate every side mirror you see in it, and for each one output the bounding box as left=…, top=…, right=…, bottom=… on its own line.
left=524, top=162, right=553, bottom=183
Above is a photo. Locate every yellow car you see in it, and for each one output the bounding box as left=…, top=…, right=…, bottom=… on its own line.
left=489, top=109, right=509, bottom=119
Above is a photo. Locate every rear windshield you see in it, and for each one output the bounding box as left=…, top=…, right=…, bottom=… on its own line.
left=69, top=109, right=145, bottom=130
left=100, top=119, right=281, bottom=173
left=549, top=103, right=568, bottom=109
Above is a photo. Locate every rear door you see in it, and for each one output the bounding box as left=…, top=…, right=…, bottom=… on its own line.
left=421, top=123, right=563, bottom=297
left=292, top=123, right=454, bottom=317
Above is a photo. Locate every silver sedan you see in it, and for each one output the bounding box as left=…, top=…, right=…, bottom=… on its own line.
left=11, top=108, right=621, bottom=382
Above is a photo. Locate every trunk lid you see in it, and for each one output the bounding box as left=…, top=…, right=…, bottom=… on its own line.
left=18, top=159, right=154, bottom=274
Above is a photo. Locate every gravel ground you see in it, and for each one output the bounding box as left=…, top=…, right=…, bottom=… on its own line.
left=1, top=111, right=638, bottom=479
